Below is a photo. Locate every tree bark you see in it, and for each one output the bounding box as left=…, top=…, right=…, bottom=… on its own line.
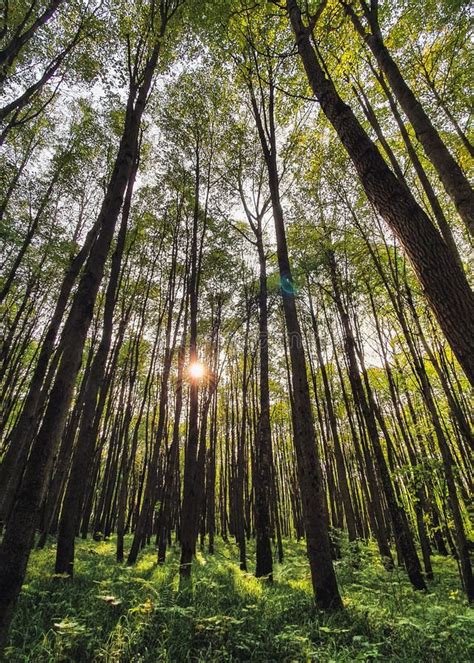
left=0, top=0, right=66, bottom=79
left=343, top=0, right=474, bottom=235
left=55, top=156, right=138, bottom=575
left=286, top=0, right=474, bottom=385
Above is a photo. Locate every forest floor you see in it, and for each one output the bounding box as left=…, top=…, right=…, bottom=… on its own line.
left=4, top=537, right=472, bottom=662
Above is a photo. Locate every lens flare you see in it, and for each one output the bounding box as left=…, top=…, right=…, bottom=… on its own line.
left=189, top=361, right=205, bottom=380
left=280, top=274, right=296, bottom=296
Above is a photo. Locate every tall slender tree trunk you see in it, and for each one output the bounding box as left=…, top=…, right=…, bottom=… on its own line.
left=0, top=219, right=100, bottom=526
left=247, top=67, right=342, bottom=609
left=128, top=232, right=183, bottom=564
left=254, top=238, right=274, bottom=578
left=0, top=0, right=66, bottom=75
left=54, top=153, right=139, bottom=575
left=371, top=68, right=462, bottom=268
left=158, top=319, right=188, bottom=564
left=308, top=285, right=357, bottom=542
left=180, top=146, right=202, bottom=582
left=207, top=390, right=218, bottom=555
left=326, top=249, right=425, bottom=591
left=235, top=301, right=251, bottom=572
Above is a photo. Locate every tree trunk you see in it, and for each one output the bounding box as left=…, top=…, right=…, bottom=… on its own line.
left=254, top=238, right=274, bottom=578
left=326, top=249, right=425, bottom=591
left=286, top=0, right=474, bottom=385
left=343, top=0, right=474, bottom=235
left=55, top=152, right=138, bottom=575
left=0, top=0, right=66, bottom=79
left=248, top=68, right=342, bottom=608
left=308, top=285, right=358, bottom=542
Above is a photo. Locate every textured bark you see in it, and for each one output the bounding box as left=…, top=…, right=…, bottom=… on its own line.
left=343, top=0, right=474, bottom=235
left=286, top=0, right=474, bottom=385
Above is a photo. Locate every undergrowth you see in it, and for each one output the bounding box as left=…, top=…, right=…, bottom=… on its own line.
left=4, top=537, right=472, bottom=662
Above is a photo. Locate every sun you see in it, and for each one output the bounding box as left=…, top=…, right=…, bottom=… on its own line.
left=188, top=361, right=205, bottom=380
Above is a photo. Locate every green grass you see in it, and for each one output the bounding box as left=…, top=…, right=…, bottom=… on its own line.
left=4, top=537, right=473, bottom=662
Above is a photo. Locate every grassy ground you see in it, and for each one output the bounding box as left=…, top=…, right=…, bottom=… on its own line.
left=4, top=536, right=472, bottom=662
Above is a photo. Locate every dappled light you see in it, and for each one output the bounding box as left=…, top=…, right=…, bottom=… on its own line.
left=0, top=0, right=472, bottom=659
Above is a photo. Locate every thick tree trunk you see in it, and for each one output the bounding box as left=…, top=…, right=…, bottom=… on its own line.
left=286, top=0, right=474, bottom=385
left=343, top=0, right=474, bottom=235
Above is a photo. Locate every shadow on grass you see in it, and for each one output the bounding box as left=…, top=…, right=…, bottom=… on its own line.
left=5, top=536, right=472, bottom=662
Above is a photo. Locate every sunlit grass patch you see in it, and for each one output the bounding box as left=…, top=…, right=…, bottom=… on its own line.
left=5, top=536, right=472, bottom=662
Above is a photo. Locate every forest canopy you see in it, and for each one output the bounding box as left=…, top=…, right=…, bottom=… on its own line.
left=0, top=0, right=473, bottom=660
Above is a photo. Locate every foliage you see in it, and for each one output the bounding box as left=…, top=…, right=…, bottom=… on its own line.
left=0, top=0, right=472, bottom=659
